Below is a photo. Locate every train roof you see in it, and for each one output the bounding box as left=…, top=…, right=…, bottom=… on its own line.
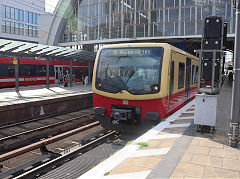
left=99, top=43, right=198, bottom=60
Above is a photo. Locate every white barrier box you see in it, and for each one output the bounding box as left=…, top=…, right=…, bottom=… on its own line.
left=194, top=93, right=217, bottom=127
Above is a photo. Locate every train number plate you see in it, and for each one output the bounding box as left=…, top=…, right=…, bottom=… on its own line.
left=122, top=100, right=128, bottom=105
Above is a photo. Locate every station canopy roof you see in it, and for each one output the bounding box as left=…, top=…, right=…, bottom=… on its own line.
left=0, top=39, right=96, bottom=62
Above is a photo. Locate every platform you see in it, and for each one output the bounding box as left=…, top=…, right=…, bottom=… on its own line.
left=0, top=83, right=92, bottom=125
left=79, top=79, right=240, bottom=179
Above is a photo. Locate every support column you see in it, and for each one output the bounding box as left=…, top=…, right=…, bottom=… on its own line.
left=179, top=0, right=182, bottom=36
left=87, top=1, right=90, bottom=41
left=88, top=62, right=92, bottom=83
left=109, top=0, right=112, bottom=39
left=229, top=3, right=240, bottom=147
left=46, top=59, right=50, bottom=89
left=230, top=2, right=234, bottom=33
left=15, top=56, right=20, bottom=93
left=195, top=5, right=197, bottom=35
left=148, top=0, right=151, bottom=37
left=98, top=3, right=100, bottom=39
left=70, top=59, right=73, bottom=87
left=163, top=0, right=166, bottom=36
left=133, top=0, right=136, bottom=38
left=77, top=0, right=81, bottom=41
left=121, top=0, right=124, bottom=38
left=212, top=0, right=216, bottom=16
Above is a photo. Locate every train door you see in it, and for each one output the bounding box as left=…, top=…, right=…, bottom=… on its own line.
left=167, top=53, right=176, bottom=114
left=185, top=58, right=191, bottom=102
left=54, top=66, right=63, bottom=83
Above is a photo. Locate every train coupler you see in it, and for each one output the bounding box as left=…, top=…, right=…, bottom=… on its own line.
left=111, top=109, right=132, bottom=122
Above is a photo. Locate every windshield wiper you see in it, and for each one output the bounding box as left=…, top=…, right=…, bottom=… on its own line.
left=97, top=78, right=124, bottom=93
left=116, top=55, right=129, bottom=63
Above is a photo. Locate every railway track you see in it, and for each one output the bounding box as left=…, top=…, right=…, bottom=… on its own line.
left=0, top=122, right=117, bottom=179
left=0, top=110, right=148, bottom=179
left=15, top=130, right=117, bottom=179
left=0, top=109, right=142, bottom=178
left=0, top=108, right=95, bottom=154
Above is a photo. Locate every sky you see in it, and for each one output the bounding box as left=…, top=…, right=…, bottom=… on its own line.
left=45, top=0, right=59, bottom=13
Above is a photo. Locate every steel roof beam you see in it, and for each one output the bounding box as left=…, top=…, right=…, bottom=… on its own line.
left=45, top=48, right=69, bottom=56
left=28, top=47, right=49, bottom=54
left=55, top=49, right=75, bottom=56
left=4, top=44, right=25, bottom=53
left=0, top=42, right=12, bottom=49
left=13, top=45, right=38, bottom=54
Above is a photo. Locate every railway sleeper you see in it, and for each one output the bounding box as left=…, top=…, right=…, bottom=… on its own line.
left=0, top=119, right=92, bottom=154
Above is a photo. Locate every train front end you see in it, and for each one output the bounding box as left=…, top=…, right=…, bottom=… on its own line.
left=92, top=44, right=168, bottom=131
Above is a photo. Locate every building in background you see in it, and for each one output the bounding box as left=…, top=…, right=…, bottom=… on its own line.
left=41, top=0, right=235, bottom=53
left=0, top=0, right=45, bottom=43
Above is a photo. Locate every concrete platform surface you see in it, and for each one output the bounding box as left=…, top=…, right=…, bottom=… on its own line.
left=79, top=79, right=240, bottom=179
left=0, top=83, right=93, bottom=125
left=79, top=100, right=240, bottom=179
left=0, top=83, right=92, bottom=107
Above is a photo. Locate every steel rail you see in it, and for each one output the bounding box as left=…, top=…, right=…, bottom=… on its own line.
left=0, top=112, right=94, bottom=143
left=14, top=130, right=117, bottom=179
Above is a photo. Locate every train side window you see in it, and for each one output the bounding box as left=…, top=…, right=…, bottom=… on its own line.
left=195, top=66, right=199, bottom=84
left=73, top=69, right=82, bottom=79
left=170, top=61, right=174, bottom=94
left=178, top=62, right=185, bottom=89
left=1, top=64, right=9, bottom=77
left=8, top=65, right=15, bottom=77
left=24, top=65, right=36, bottom=76
left=49, top=65, right=54, bottom=75
left=192, top=65, right=195, bottom=85
left=38, top=65, right=46, bottom=76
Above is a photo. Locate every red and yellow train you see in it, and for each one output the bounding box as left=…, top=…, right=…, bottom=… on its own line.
left=0, top=56, right=89, bottom=88
left=92, top=43, right=199, bottom=130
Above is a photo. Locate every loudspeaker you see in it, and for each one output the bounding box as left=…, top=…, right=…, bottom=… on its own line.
left=204, top=17, right=223, bottom=38
left=202, top=39, right=221, bottom=59
left=202, top=60, right=220, bottom=82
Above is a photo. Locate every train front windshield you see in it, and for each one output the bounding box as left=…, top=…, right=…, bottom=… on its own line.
left=96, top=47, right=164, bottom=95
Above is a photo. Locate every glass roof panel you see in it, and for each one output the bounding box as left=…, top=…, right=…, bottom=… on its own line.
left=12, top=44, right=38, bottom=53
left=0, top=39, right=95, bottom=62
left=36, top=46, right=59, bottom=55
left=46, top=48, right=68, bottom=56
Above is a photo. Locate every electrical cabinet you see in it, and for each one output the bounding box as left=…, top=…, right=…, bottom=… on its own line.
left=194, top=94, right=217, bottom=127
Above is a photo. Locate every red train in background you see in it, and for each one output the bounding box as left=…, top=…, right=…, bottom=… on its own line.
left=0, top=56, right=89, bottom=88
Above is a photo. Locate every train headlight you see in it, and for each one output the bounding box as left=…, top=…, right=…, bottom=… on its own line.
left=97, top=82, right=102, bottom=88
left=152, top=85, right=159, bottom=91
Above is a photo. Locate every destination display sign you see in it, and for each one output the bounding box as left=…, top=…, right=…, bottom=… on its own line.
left=112, top=49, right=152, bottom=56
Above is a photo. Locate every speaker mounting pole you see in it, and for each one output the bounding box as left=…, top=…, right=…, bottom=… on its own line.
left=229, top=1, right=240, bottom=148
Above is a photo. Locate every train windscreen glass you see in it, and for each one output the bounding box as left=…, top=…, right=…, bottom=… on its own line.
left=96, top=47, right=164, bottom=95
